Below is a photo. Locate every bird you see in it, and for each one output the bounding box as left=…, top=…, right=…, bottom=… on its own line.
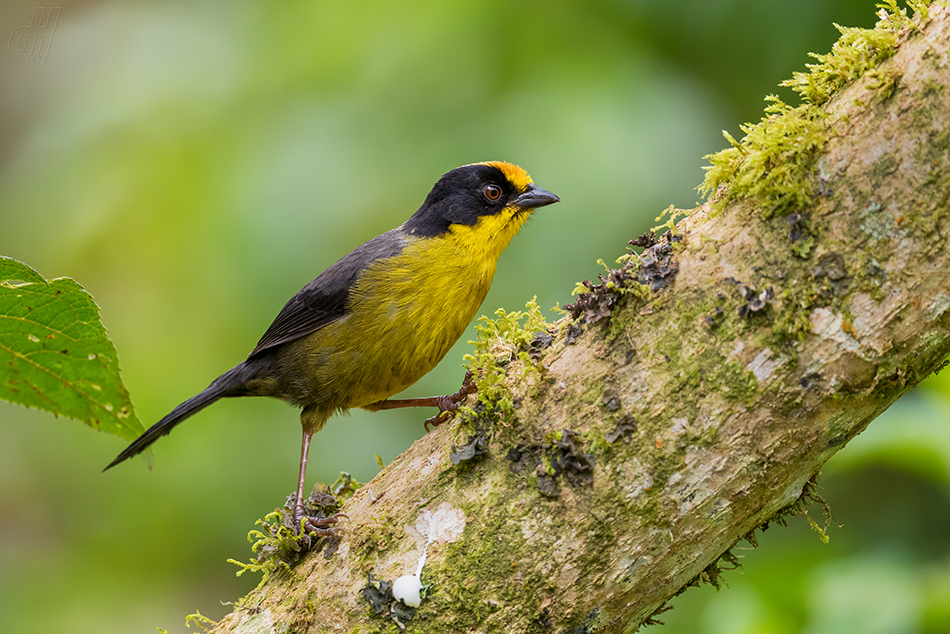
left=105, top=161, right=559, bottom=535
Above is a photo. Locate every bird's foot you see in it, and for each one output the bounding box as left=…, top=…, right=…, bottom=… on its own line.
left=293, top=503, right=347, bottom=538
left=425, top=370, right=477, bottom=432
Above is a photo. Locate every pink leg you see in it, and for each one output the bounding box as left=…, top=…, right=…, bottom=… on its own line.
left=373, top=371, right=476, bottom=431
left=291, top=429, right=346, bottom=536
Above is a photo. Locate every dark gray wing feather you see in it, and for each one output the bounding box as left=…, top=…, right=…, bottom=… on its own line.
left=248, top=228, right=407, bottom=358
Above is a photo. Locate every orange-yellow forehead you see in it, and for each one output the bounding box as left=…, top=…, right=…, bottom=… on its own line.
left=476, top=161, right=534, bottom=192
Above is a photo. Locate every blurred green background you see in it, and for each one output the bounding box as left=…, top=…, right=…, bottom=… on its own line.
left=1, top=1, right=948, bottom=632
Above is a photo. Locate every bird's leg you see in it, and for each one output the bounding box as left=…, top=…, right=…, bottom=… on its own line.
left=292, top=429, right=346, bottom=536
left=372, top=371, right=476, bottom=431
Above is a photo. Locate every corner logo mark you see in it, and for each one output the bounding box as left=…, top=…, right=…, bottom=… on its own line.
left=9, top=7, right=61, bottom=63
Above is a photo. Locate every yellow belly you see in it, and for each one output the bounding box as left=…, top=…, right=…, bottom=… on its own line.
left=291, top=232, right=497, bottom=415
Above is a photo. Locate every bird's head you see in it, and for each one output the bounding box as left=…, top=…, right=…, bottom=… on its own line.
left=404, top=161, right=559, bottom=257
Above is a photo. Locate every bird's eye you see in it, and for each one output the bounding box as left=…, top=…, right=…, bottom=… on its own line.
left=484, top=184, right=502, bottom=201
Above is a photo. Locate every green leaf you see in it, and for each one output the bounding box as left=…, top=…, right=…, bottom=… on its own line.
left=0, top=257, right=48, bottom=286
left=0, top=256, right=144, bottom=440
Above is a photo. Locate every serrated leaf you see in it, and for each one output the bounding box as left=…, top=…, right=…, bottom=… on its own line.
left=0, top=256, right=144, bottom=440
left=0, top=256, right=48, bottom=287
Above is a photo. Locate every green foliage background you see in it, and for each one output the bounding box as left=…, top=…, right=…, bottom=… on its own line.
left=0, top=1, right=947, bottom=632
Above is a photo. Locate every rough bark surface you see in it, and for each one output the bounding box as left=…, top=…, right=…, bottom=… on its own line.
left=213, top=7, right=950, bottom=633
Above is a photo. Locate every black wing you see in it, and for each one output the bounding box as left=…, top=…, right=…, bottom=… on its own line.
left=247, top=228, right=407, bottom=359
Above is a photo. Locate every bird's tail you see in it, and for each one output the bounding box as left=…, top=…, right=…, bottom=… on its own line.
left=103, top=362, right=255, bottom=471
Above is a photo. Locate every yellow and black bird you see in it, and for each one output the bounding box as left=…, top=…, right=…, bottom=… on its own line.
left=106, top=161, right=559, bottom=534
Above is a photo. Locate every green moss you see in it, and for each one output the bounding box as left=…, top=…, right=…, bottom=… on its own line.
left=603, top=300, right=644, bottom=344
left=585, top=430, right=611, bottom=457
left=226, top=490, right=346, bottom=587
left=685, top=348, right=759, bottom=405
left=865, top=68, right=904, bottom=102
left=780, top=23, right=900, bottom=107
left=424, top=446, right=621, bottom=630
left=772, top=283, right=818, bottom=341
left=700, top=96, right=828, bottom=219
left=226, top=510, right=303, bottom=586
left=332, top=471, right=366, bottom=502
left=351, top=511, right=401, bottom=564
left=789, top=231, right=816, bottom=259
left=430, top=516, right=527, bottom=630
left=717, top=362, right=759, bottom=403
left=653, top=204, right=691, bottom=234
left=462, top=297, right=551, bottom=419
left=184, top=610, right=216, bottom=633
left=698, top=1, right=928, bottom=218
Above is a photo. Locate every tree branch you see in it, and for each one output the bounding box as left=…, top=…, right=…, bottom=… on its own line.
left=212, top=5, right=950, bottom=633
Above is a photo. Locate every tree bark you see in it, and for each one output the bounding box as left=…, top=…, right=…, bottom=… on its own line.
left=212, top=6, right=950, bottom=633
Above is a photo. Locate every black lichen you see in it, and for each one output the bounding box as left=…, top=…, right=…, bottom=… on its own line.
left=360, top=572, right=417, bottom=627
left=703, top=306, right=725, bottom=328
left=360, top=572, right=393, bottom=615
left=787, top=212, right=805, bottom=241
left=812, top=252, right=850, bottom=297
left=507, top=444, right=534, bottom=473
left=565, top=232, right=678, bottom=324
left=528, top=331, right=555, bottom=361
left=450, top=432, right=489, bottom=465
left=600, top=390, right=622, bottom=412
left=787, top=210, right=816, bottom=258
left=537, top=470, right=559, bottom=498
left=605, top=415, right=638, bottom=444
left=510, top=431, right=595, bottom=495
left=724, top=277, right=774, bottom=318
left=565, top=274, right=627, bottom=324
left=537, top=607, right=553, bottom=628
left=628, top=231, right=659, bottom=249
left=637, top=241, right=679, bottom=292
left=564, top=323, right=583, bottom=345
left=549, top=430, right=595, bottom=488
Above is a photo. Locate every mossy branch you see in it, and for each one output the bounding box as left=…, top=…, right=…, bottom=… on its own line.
left=210, top=3, right=950, bottom=633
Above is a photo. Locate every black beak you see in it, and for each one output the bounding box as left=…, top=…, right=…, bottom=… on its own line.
left=512, top=184, right=560, bottom=210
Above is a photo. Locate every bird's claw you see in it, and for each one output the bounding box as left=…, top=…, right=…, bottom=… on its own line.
left=424, top=411, right=450, bottom=432
left=293, top=508, right=347, bottom=537
left=425, top=370, right=477, bottom=432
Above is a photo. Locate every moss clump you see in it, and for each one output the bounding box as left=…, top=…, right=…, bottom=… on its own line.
left=226, top=509, right=300, bottom=585
left=462, top=297, right=551, bottom=419
left=227, top=487, right=345, bottom=586
left=331, top=471, right=366, bottom=502
left=700, top=96, right=829, bottom=219
left=183, top=610, right=216, bottom=633
left=780, top=19, right=901, bottom=107
left=699, top=1, right=930, bottom=219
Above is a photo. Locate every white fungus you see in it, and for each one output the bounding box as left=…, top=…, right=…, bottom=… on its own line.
left=392, top=574, right=423, bottom=607
left=390, top=503, right=466, bottom=608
